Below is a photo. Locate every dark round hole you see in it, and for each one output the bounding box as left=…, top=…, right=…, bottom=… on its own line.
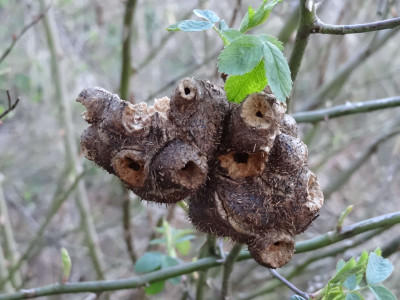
left=256, top=111, right=263, bottom=118
left=273, top=242, right=280, bottom=246
left=181, top=161, right=195, bottom=171
left=184, top=87, right=191, bottom=95
left=233, top=152, right=249, bottom=164
left=126, top=158, right=140, bottom=171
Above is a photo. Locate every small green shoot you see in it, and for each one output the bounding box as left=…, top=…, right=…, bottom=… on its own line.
left=61, top=247, right=72, bottom=284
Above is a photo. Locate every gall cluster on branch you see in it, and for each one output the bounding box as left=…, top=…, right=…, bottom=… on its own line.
left=77, top=78, right=323, bottom=268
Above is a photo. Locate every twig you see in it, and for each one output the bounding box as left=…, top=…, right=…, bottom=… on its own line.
left=0, top=212, right=399, bottom=299
left=220, top=244, right=243, bottom=300
left=300, top=26, right=400, bottom=111
left=0, top=174, right=22, bottom=288
left=269, top=269, right=309, bottom=299
left=0, top=10, right=47, bottom=65
left=119, top=0, right=137, bottom=101
left=287, top=0, right=315, bottom=111
left=0, top=172, right=85, bottom=291
left=0, top=91, right=20, bottom=120
left=39, top=0, right=106, bottom=280
left=196, top=236, right=216, bottom=300
left=122, top=191, right=137, bottom=264
left=313, top=16, right=400, bottom=35
left=323, top=127, right=400, bottom=199
left=292, top=96, right=400, bottom=123
left=239, top=228, right=388, bottom=300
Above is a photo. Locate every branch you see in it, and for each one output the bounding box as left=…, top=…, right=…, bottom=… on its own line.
left=293, top=96, right=400, bottom=123
left=313, top=16, right=400, bottom=35
left=287, top=0, right=315, bottom=111
left=269, top=269, right=309, bottom=299
left=119, top=0, right=137, bottom=100
left=0, top=173, right=85, bottom=291
left=0, top=212, right=399, bottom=299
left=0, top=9, right=47, bottom=65
left=0, top=91, right=20, bottom=120
left=220, top=244, right=243, bottom=300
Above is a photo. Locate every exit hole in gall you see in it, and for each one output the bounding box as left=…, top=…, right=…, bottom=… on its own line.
left=233, top=152, right=249, bottom=164
left=256, top=111, right=263, bottom=118
left=127, top=158, right=140, bottom=171
left=184, top=87, right=191, bottom=95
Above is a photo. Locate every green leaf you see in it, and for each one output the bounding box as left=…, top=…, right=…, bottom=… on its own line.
left=175, top=234, right=196, bottom=244
left=325, top=285, right=345, bottom=300
left=144, top=280, right=165, bottom=295
left=148, top=238, right=166, bottom=245
left=239, top=0, right=282, bottom=33
left=134, top=252, right=163, bottom=273
left=289, top=296, right=306, bottom=300
left=167, top=20, right=213, bottom=32
left=218, top=35, right=263, bottom=75
left=355, top=251, right=369, bottom=285
left=366, top=252, right=394, bottom=285
left=61, top=248, right=72, bottom=282
left=257, top=34, right=284, bottom=51
left=345, top=292, right=364, bottom=300
left=161, top=255, right=181, bottom=285
left=374, top=247, right=382, bottom=257
left=193, top=9, right=219, bottom=23
left=343, top=275, right=357, bottom=291
left=225, top=60, right=267, bottom=103
left=369, top=285, right=397, bottom=300
left=176, top=240, right=191, bottom=256
left=262, top=41, right=292, bottom=102
left=331, top=258, right=364, bottom=284
left=220, top=28, right=242, bottom=45
left=337, top=259, right=346, bottom=272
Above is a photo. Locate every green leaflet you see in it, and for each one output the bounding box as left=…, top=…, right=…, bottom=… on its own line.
left=239, top=0, right=282, bottom=33
left=262, top=40, right=292, bottom=102
left=218, top=35, right=264, bottom=75
left=225, top=60, right=267, bottom=103
left=167, top=20, right=213, bottom=32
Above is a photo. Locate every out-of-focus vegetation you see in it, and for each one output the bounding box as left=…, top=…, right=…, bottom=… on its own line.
left=0, top=0, right=399, bottom=299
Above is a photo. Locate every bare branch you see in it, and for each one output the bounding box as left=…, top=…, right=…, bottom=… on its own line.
left=293, top=96, right=400, bottom=123
left=0, top=9, right=48, bottom=65
left=269, top=269, right=309, bottom=299
left=313, top=16, right=400, bottom=35
left=0, top=91, right=20, bottom=120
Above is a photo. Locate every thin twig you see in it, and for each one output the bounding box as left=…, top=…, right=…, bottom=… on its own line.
left=292, top=96, right=400, bottom=123
left=0, top=172, right=85, bottom=291
left=0, top=91, right=20, bottom=120
left=0, top=8, right=48, bottom=65
left=0, top=212, right=399, bottom=299
left=313, top=16, right=400, bottom=34
left=269, top=269, right=310, bottom=299
left=323, top=127, right=400, bottom=199
left=221, top=244, right=243, bottom=300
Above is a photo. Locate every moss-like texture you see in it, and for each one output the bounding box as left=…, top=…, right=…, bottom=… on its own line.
left=77, top=78, right=324, bottom=268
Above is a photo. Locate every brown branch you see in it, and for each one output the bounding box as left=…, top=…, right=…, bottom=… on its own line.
left=0, top=9, right=48, bottom=65
left=0, top=91, right=20, bottom=120
left=313, top=15, right=400, bottom=35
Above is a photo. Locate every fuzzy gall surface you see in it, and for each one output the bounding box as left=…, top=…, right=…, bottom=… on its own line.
left=77, top=78, right=324, bottom=268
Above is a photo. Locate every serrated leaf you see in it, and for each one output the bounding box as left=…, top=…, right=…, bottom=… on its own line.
left=193, top=9, right=219, bottom=23
left=337, top=259, right=346, bottom=272
left=331, top=258, right=361, bottom=284
left=239, top=0, right=282, bottom=33
left=145, top=280, right=165, bottom=295
left=257, top=34, right=283, bottom=51
left=167, top=20, right=213, bottom=32
left=218, top=35, right=263, bottom=75
left=366, top=252, right=394, bottom=285
left=369, top=285, right=397, bottom=300
left=343, top=275, right=357, bottom=291
left=225, top=60, right=267, bottom=103
left=134, top=252, right=163, bottom=273
left=345, top=292, right=364, bottom=300
left=374, top=247, right=382, bottom=257
left=355, top=251, right=369, bottom=285
left=289, top=296, right=306, bottom=300
left=262, top=41, right=292, bottom=102
left=176, top=240, right=191, bottom=256
left=161, top=255, right=181, bottom=285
